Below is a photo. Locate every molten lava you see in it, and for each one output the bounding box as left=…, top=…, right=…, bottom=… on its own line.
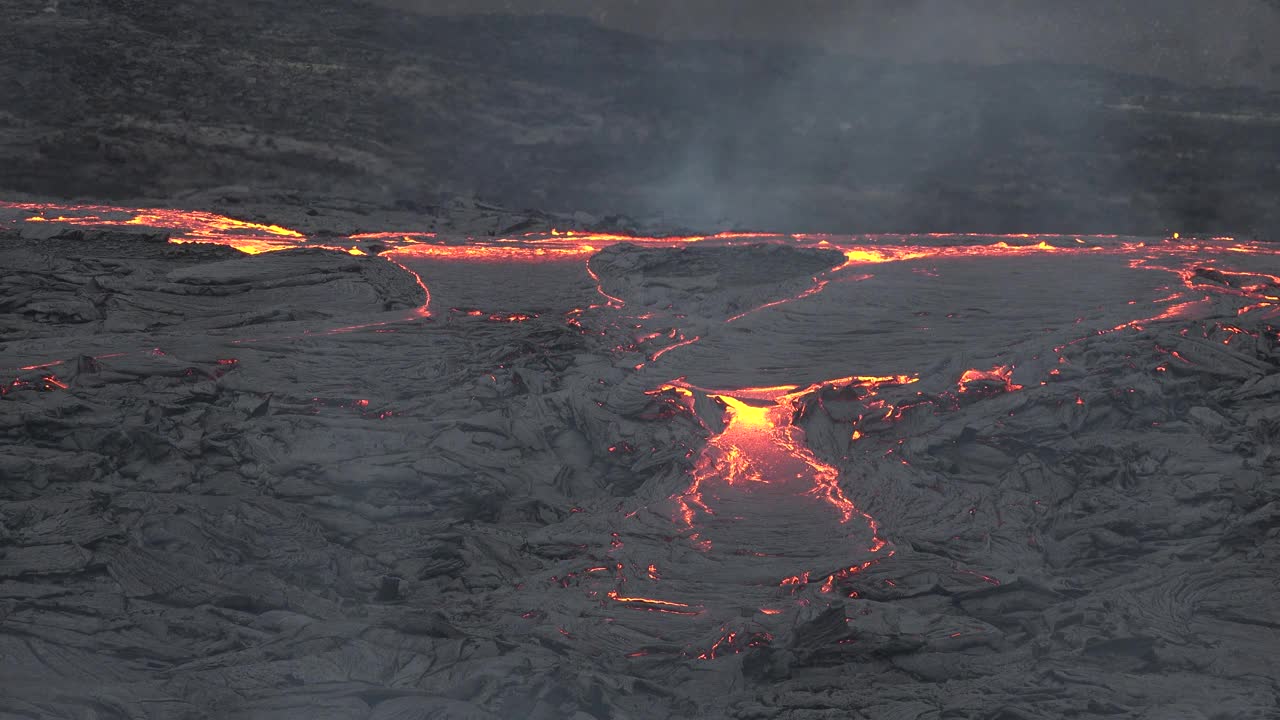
left=958, top=365, right=1023, bottom=394
left=652, top=376, right=908, bottom=584
left=670, top=384, right=883, bottom=542
left=5, top=200, right=306, bottom=254
left=9, top=197, right=1280, bottom=664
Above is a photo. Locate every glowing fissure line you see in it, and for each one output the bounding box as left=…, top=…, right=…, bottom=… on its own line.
left=348, top=231, right=437, bottom=240
left=392, top=260, right=433, bottom=318
left=606, top=590, right=701, bottom=615
left=606, top=590, right=693, bottom=608
left=19, top=361, right=65, bottom=371
left=584, top=258, right=625, bottom=308
left=647, top=336, right=700, bottom=364
left=727, top=278, right=830, bottom=323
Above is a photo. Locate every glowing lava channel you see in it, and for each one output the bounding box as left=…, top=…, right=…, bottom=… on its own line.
left=4, top=200, right=313, bottom=254
left=12, top=198, right=1280, bottom=663
left=661, top=376, right=912, bottom=562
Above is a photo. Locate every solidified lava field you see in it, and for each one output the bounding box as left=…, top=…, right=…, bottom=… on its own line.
left=2, top=200, right=1279, bottom=719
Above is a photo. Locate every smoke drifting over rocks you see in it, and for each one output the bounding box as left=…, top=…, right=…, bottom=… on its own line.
left=398, top=0, right=1280, bottom=91
left=3, top=0, right=1280, bottom=235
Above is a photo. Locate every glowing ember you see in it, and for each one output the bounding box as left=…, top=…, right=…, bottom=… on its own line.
left=488, top=313, right=536, bottom=323
left=42, top=376, right=69, bottom=390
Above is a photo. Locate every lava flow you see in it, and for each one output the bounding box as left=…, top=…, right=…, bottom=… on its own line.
left=595, top=375, right=914, bottom=613
left=958, top=366, right=1023, bottom=395
left=539, top=374, right=917, bottom=661
left=0, top=200, right=431, bottom=327
left=660, top=377, right=907, bottom=558
left=1, top=200, right=315, bottom=254
left=11, top=197, right=1280, bottom=666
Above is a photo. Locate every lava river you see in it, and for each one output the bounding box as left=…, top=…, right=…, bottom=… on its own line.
left=530, top=376, right=900, bottom=660
left=576, top=376, right=911, bottom=658
left=6, top=198, right=1280, bottom=662
left=666, top=379, right=899, bottom=575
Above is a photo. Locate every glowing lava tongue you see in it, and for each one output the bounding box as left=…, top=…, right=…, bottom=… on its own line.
left=553, top=379, right=895, bottom=660
left=532, top=379, right=898, bottom=661
left=669, top=383, right=887, bottom=585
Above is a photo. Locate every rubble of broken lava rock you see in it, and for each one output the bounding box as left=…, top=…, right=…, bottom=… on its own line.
left=1, top=210, right=1279, bottom=719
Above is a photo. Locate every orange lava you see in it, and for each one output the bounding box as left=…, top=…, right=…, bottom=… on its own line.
left=386, top=243, right=600, bottom=263
left=606, top=590, right=700, bottom=615
left=348, top=231, right=437, bottom=241
left=661, top=376, right=911, bottom=553
left=1, top=201, right=434, bottom=342
left=696, top=630, right=774, bottom=660
left=13, top=199, right=1280, bottom=664
left=4, top=200, right=306, bottom=254
left=6, top=200, right=1274, bottom=273
left=488, top=313, right=536, bottom=323
left=8, top=201, right=1279, bottom=337
left=727, top=278, right=831, bottom=323
left=958, top=366, right=1023, bottom=394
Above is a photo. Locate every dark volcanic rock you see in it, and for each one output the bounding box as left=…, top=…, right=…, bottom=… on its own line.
left=2, top=235, right=1280, bottom=718
left=2, top=1, right=1280, bottom=235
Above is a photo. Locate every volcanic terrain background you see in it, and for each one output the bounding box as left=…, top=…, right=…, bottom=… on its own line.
left=3, top=2, right=1280, bottom=720
left=5, top=0, right=1280, bottom=235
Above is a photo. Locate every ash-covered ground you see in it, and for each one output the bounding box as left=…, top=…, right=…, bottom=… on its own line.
left=2, top=199, right=1279, bottom=718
